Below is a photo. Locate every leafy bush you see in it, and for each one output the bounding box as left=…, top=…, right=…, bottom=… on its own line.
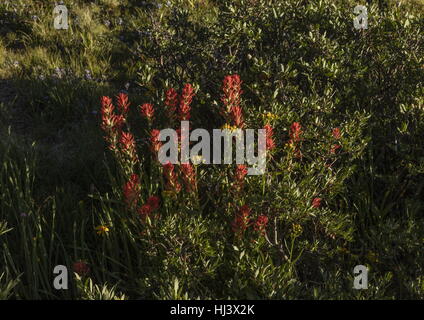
left=0, top=0, right=423, bottom=299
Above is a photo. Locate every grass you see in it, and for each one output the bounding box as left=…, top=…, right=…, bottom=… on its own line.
left=0, top=0, right=423, bottom=299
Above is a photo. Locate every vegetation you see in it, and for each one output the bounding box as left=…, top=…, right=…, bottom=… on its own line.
left=0, top=0, right=423, bottom=299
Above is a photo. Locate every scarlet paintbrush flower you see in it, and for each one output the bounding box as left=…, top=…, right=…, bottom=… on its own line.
left=123, top=173, right=140, bottom=208
left=222, top=74, right=242, bottom=114
left=264, top=124, right=276, bottom=150
left=138, top=195, right=160, bottom=222
left=120, top=131, right=135, bottom=151
left=120, top=131, right=138, bottom=164
left=332, top=127, right=341, bottom=140
left=232, top=204, right=250, bottom=235
left=116, top=92, right=130, bottom=114
left=312, top=197, right=322, bottom=208
left=289, top=122, right=302, bottom=143
left=234, top=164, right=248, bottom=192
left=165, top=88, right=178, bottom=121
left=146, top=195, right=160, bottom=210
left=180, top=163, right=196, bottom=193
left=140, top=103, right=154, bottom=121
left=221, top=74, right=244, bottom=128
left=179, top=83, right=195, bottom=121
left=231, top=106, right=244, bottom=128
left=331, top=144, right=341, bottom=154
left=100, top=96, right=125, bottom=152
left=165, top=88, right=178, bottom=109
left=163, top=162, right=181, bottom=193
left=150, top=129, right=162, bottom=154
left=72, top=261, right=90, bottom=276
left=254, top=215, right=269, bottom=234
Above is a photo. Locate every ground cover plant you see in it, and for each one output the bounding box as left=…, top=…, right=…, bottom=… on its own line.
left=0, top=0, right=423, bottom=299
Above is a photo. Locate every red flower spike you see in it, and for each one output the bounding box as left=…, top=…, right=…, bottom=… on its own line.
left=264, top=124, right=276, bottom=150
left=72, top=261, right=90, bottom=276
left=254, top=215, right=269, bottom=234
left=232, top=204, right=251, bottom=236
left=289, top=122, right=302, bottom=143
left=116, top=92, right=130, bottom=114
left=150, top=129, right=162, bottom=154
left=179, top=84, right=195, bottom=121
left=123, top=174, right=141, bottom=208
left=332, top=128, right=341, bottom=140
left=140, top=103, right=154, bottom=121
left=180, top=163, right=196, bottom=193
left=312, top=197, right=322, bottom=208
left=163, top=162, right=181, bottom=193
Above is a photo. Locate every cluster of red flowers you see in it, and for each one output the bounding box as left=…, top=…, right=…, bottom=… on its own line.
left=312, top=197, right=322, bottom=208
left=163, top=162, right=182, bottom=194
left=233, top=164, right=248, bottom=193
left=165, top=88, right=179, bottom=123
left=140, top=103, right=154, bottom=121
left=123, top=173, right=141, bottom=208
left=150, top=129, right=162, bottom=154
left=331, top=127, right=342, bottom=154
left=221, top=74, right=244, bottom=128
left=116, top=92, right=130, bottom=114
left=120, top=131, right=138, bottom=164
left=264, top=123, right=276, bottom=151
left=232, top=205, right=251, bottom=235
left=254, top=215, right=269, bottom=234
left=288, top=121, right=303, bottom=158
left=100, top=96, right=125, bottom=152
left=138, top=196, right=160, bottom=222
left=72, top=261, right=90, bottom=276
left=180, top=163, right=196, bottom=193
left=232, top=205, right=269, bottom=237
left=101, top=94, right=139, bottom=169
left=179, top=84, right=195, bottom=121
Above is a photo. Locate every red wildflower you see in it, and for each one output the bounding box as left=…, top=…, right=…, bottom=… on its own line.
left=165, top=88, right=178, bottom=119
left=116, top=92, right=130, bottom=114
left=331, top=144, right=341, bottom=154
left=332, top=127, right=341, bottom=140
left=138, top=196, right=160, bottom=223
left=100, top=96, right=125, bottom=151
left=179, top=84, right=195, bottom=121
left=230, top=106, right=245, bottom=128
left=101, top=96, right=114, bottom=117
left=289, top=122, right=302, bottom=143
left=150, top=129, right=162, bottom=154
left=264, top=124, right=276, bottom=150
left=138, top=203, right=152, bottom=216
left=163, top=162, right=181, bottom=193
left=120, top=131, right=138, bottom=164
left=72, top=261, right=90, bottom=276
left=234, top=164, right=248, bottom=192
left=123, top=174, right=140, bottom=208
left=232, top=204, right=250, bottom=235
left=109, top=114, right=124, bottom=132
left=312, top=197, right=322, bottom=208
left=254, top=215, right=269, bottom=234
left=120, top=131, right=135, bottom=151
left=180, top=163, right=196, bottom=193
left=140, top=103, right=154, bottom=121
left=146, top=195, right=160, bottom=210
left=222, top=74, right=242, bottom=114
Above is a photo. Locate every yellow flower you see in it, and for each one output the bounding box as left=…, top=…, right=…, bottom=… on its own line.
left=191, top=155, right=206, bottom=165
left=221, top=123, right=238, bottom=132
left=291, top=224, right=303, bottom=237
left=95, top=225, right=110, bottom=235
left=263, top=112, right=278, bottom=121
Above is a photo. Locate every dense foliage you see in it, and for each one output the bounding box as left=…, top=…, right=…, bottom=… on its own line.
left=0, top=0, right=423, bottom=299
